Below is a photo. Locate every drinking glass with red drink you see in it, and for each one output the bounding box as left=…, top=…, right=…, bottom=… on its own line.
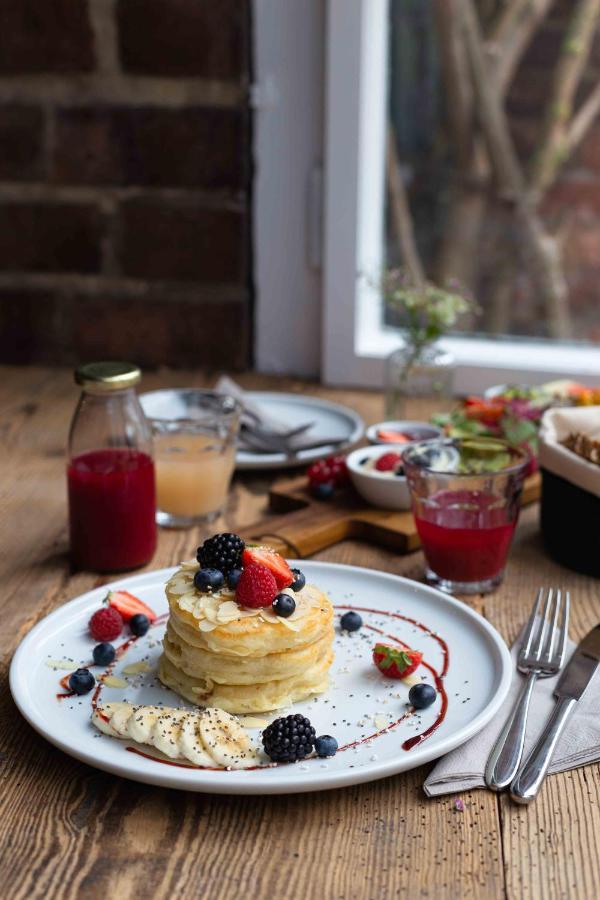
left=67, top=362, right=157, bottom=573
left=403, top=437, right=529, bottom=594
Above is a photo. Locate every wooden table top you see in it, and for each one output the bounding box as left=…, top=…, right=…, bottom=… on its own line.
left=1, top=365, right=598, bottom=900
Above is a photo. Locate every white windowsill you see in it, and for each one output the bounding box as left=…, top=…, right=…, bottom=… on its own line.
left=351, top=327, right=600, bottom=392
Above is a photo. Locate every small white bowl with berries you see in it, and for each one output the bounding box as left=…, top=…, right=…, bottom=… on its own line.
left=345, top=444, right=413, bottom=510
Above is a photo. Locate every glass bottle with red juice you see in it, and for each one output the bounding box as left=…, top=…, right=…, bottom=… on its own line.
left=67, top=361, right=157, bottom=572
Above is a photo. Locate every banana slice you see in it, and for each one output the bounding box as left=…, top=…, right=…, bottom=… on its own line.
left=91, top=703, right=259, bottom=769
left=92, top=702, right=131, bottom=736
left=151, top=709, right=190, bottom=759
left=198, top=707, right=257, bottom=768
left=127, top=705, right=164, bottom=744
left=109, top=704, right=137, bottom=737
left=179, top=713, right=215, bottom=767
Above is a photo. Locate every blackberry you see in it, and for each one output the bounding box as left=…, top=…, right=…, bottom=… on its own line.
left=262, top=714, right=316, bottom=763
left=197, top=533, right=245, bottom=574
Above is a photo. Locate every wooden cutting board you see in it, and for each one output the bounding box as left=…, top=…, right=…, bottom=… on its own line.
left=239, top=472, right=541, bottom=559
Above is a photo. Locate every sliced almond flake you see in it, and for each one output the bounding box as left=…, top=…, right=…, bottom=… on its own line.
left=45, top=658, right=78, bottom=671
left=122, top=661, right=152, bottom=676
left=238, top=716, right=271, bottom=729
left=238, top=608, right=261, bottom=618
left=217, top=600, right=241, bottom=619
left=402, top=673, right=421, bottom=686
left=258, top=608, right=279, bottom=624
left=278, top=617, right=301, bottom=631
left=374, top=715, right=391, bottom=730
left=201, top=601, right=220, bottom=623
left=198, top=619, right=219, bottom=632
left=102, top=676, right=128, bottom=688
left=178, top=599, right=197, bottom=615
left=179, top=558, right=199, bottom=570
left=168, top=580, right=191, bottom=596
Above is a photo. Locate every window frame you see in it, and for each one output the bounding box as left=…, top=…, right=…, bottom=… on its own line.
left=321, top=0, right=600, bottom=391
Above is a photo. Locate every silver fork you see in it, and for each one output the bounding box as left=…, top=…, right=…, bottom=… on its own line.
left=485, top=588, right=570, bottom=791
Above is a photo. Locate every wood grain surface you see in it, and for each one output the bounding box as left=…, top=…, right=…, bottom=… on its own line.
left=0, top=366, right=597, bottom=900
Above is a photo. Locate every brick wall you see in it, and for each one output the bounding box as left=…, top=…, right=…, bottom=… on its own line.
left=0, top=0, right=251, bottom=368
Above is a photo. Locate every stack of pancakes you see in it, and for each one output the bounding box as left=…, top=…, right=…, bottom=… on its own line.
left=158, top=562, right=334, bottom=714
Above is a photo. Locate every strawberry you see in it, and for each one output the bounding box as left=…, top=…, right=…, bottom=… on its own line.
left=107, top=590, right=157, bottom=623
left=242, top=546, right=293, bottom=589
left=374, top=452, right=403, bottom=472
left=236, top=562, right=279, bottom=608
left=376, top=430, right=410, bottom=444
left=372, top=643, right=423, bottom=679
left=89, top=606, right=123, bottom=642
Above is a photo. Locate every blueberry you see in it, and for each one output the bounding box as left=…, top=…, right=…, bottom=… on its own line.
left=409, top=683, right=437, bottom=710
left=92, top=642, right=116, bottom=666
left=227, top=568, right=243, bottom=589
left=194, top=567, right=225, bottom=593
left=315, top=735, right=338, bottom=758
left=69, top=668, right=95, bottom=695
left=290, top=568, right=306, bottom=592
left=130, top=613, right=150, bottom=636
left=395, top=467, right=404, bottom=477
left=340, top=611, right=363, bottom=632
left=272, top=593, right=296, bottom=618
left=312, top=482, right=335, bottom=500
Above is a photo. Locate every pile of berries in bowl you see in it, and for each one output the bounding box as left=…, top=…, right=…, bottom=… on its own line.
left=344, top=444, right=413, bottom=510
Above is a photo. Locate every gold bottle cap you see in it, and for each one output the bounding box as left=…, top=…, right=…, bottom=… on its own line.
left=74, top=361, right=141, bottom=391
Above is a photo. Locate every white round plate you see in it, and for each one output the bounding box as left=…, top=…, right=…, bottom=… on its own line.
left=235, top=392, right=364, bottom=470
left=10, top=561, right=511, bottom=795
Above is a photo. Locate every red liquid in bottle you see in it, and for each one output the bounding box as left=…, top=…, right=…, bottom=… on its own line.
left=68, top=448, right=156, bottom=572
left=414, top=490, right=517, bottom=583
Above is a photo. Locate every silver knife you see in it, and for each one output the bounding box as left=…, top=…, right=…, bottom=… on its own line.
left=510, top=624, right=600, bottom=804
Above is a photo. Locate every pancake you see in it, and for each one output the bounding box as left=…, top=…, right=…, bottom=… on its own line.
left=165, top=564, right=334, bottom=657
left=158, top=559, right=335, bottom=713
left=159, top=649, right=334, bottom=714
left=163, top=621, right=335, bottom=685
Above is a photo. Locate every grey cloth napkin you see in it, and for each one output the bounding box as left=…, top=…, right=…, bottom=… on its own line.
left=424, top=632, right=600, bottom=797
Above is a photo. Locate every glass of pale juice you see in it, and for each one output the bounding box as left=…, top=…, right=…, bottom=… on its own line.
left=141, top=389, right=241, bottom=527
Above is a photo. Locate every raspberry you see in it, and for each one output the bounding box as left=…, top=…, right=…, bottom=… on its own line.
left=328, top=455, right=349, bottom=486
left=306, top=460, right=334, bottom=486
left=374, top=451, right=403, bottom=472
left=235, top=562, right=278, bottom=609
left=307, top=456, right=348, bottom=488
left=89, top=606, right=123, bottom=642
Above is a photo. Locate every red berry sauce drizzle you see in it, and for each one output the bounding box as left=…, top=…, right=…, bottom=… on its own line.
left=56, top=613, right=169, bottom=702
left=334, top=605, right=449, bottom=753
left=57, top=604, right=449, bottom=768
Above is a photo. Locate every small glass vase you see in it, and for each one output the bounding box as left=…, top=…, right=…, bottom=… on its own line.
left=384, top=342, right=455, bottom=420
